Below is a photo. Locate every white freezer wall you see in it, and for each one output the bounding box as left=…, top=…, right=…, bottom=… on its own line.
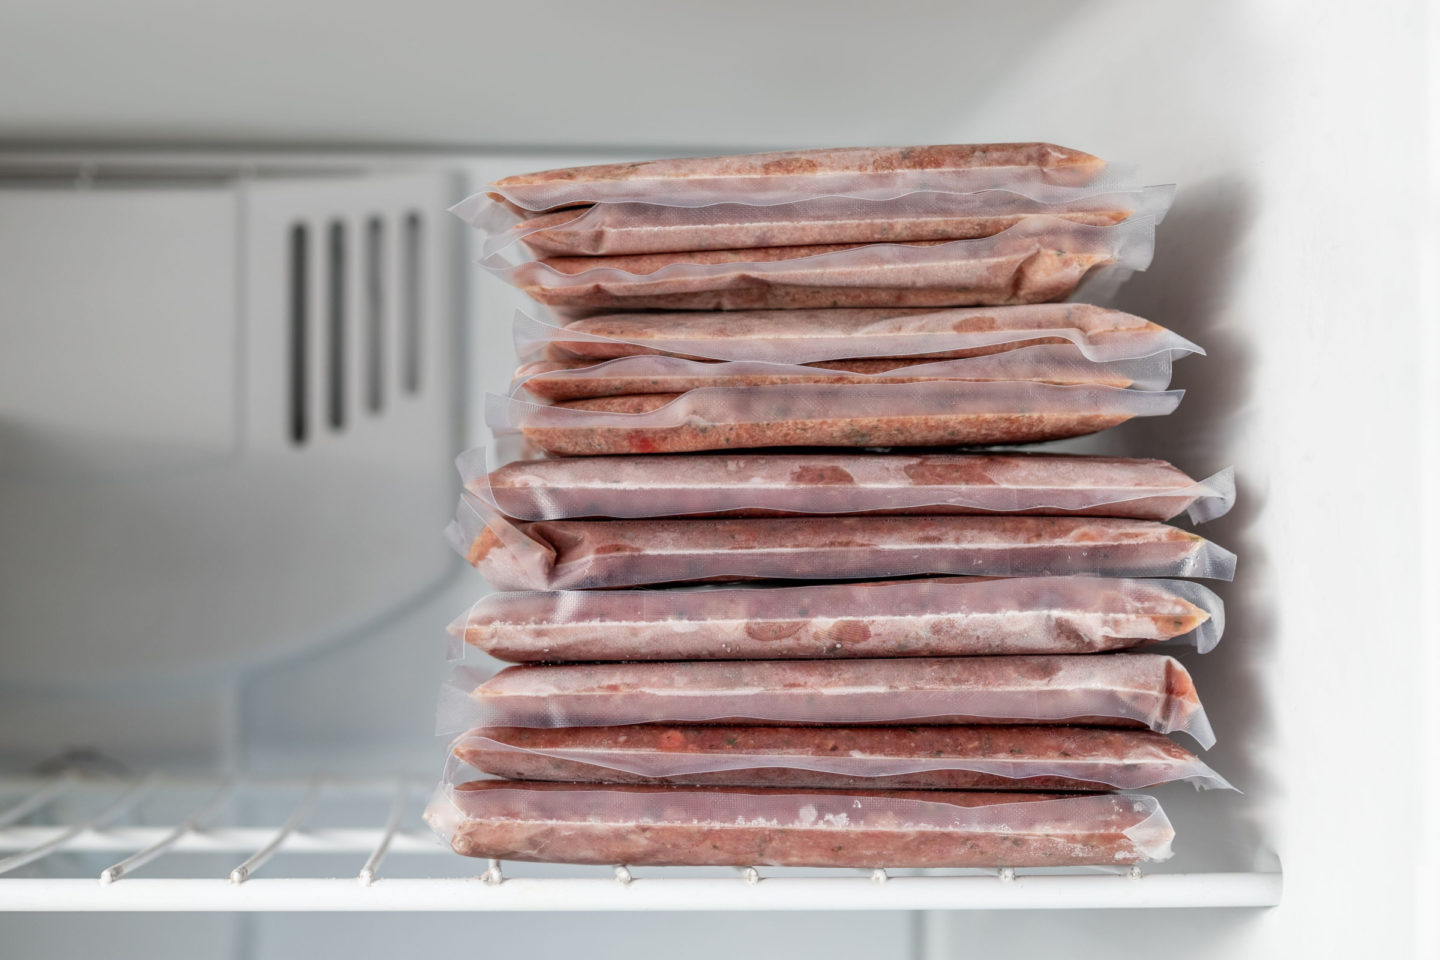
left=942, top=6, right=1437, bottom=955
left=1, top=4, right=1437, bottom=960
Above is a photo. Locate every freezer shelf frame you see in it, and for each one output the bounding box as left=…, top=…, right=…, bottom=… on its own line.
left=0, top=775, right=1281, bottom=912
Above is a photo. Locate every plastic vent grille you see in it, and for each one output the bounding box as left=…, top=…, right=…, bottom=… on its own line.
left=288, top=209, right=426, bottom=446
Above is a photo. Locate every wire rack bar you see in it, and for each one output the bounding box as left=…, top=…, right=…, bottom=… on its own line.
left=0, top=873, right=1283, bottom=912
left=357, top=781, right=408, bottom=886
left=228, top=779, right=321, bottom=884
left=0, top=777, right=155, bottom=877
left=0, top=775, right=1282, bottom=912
left=0, top=775, right=74, bottom=829
left=100, top=777, right=236, bottom=884
left=0, top=826, right=441, bottom=855
left=0, top=775, right=421, bottom=796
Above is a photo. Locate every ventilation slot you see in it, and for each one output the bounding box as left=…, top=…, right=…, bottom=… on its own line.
left=365, top=217, right=385, bottom=414
left=326, top=220, right=347, bottom=432
left=288, top=223, right=309, bottom=445
left=402, top=212, right=423, bottom=395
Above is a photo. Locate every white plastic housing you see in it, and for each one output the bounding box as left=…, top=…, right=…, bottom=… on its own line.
left=0, top=168, right=461, bottom=684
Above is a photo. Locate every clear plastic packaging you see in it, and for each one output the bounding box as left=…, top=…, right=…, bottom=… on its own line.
left=465, top=187, right=1174, bottom=258
left=471, top=143, right=1117, bottom=211
left=448, top=576, right=1225, bottom=663
left=483, top=217, right=1156, bottom=313
left=462, top=449, right=1236, bottom=523
left=426, top=781, right=1175, bottom=868
left=441, top=654, right=1216, bottom=748
left=453, top=724, right=1232, bottom=792
left=512, top=345, right=1173, bottom=401
left=448, top=499, right=1237, bottom=590
left=523, top=304, right=1202, bottom=365
left=488, top=381, right=1184, bottom=456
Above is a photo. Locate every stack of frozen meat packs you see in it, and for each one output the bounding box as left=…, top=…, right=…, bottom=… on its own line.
left=427, top=144, right=1238, bottom=872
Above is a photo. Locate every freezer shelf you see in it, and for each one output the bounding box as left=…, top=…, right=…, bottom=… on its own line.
left=0, top=775, right=1280, bottom=912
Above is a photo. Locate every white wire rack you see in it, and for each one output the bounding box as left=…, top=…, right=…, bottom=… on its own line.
left=0, top=775, right=1281, bottom=912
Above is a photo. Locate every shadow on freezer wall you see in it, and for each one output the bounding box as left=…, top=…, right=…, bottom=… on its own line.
left=1109, top=175, right=1277, bottom=844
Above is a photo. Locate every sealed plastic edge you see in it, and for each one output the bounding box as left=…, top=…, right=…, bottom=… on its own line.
left=1167, top=658, right=1217, bottom=750
left=425, top=781, right=1175, bottom=866
left=487, top=381, right=1185, bottom=433
left=513, top=308, right=1204, bottom=366
left=461, top=447, right=1232, bottom=526
left=445, top=599, right=485, bottom=663
left=422, top=780, right=463, bottom=848
left=484, top=383, right=1158, bottom=431
left=509, top=348, right=1175, bottom=399
left=460, top=161, right=1144, bottom=212
left=454, top=576, right=1227, bottom=661
left=1110, top=215, right=1156, bottom=271
left=1156, top=579, right=1227, bottom=654
left=447, top=491, right=554, bottom=591
left=450, top=730, right=1234, bottom=792
left=461, top=184, right=1175, bottom=262
left=442, top=493, right=486, bottom=562
left=1143, top=184, right=1178, bottom=225
left=454, top=513, right=1232, bottom=591
left=453, top=447, right=490, bottom=494
left=436, top=666, right=491, bottom=736
left=1186, top=466, right=1237, bottom=523
left=1122, top=797, right=1176, bottom=862
left=1181, top=537, right=1238, bottom=582
left=479, top=215, right=1157, bottom=283
left=451, top=655, right=1217, bottom=745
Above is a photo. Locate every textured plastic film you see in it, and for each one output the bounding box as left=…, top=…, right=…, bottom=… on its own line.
left=452, top=724, right=1233, bottom=792
left=462, top=143, right=1126, bottom=211
left=447, top=576, right=1226, bottom=664
left=518, top=305, right=1204, bottom=365
left=449, top=497, right=1237, bottom=590
left=487, top=381, right=1185, bottom=456
left=440, top=654, right=1217, bottom=749
left=481, top=217, right=1157, bottom=313
left=511, top=345, right=1175, bottom=401
left=464, top=186, right=1174, bottom=259
left=458, top=448, right=1235, bottom=524
left=425, top=781, right=1175, bottom=868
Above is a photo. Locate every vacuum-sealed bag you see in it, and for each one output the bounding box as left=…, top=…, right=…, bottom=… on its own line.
left=463, top=449, right=1235, bottom=523
left=468, top=187, right=1173, bottom=258
left=487, top=381, right=1183, bottom=456
left=444, top=653, right=1216, bottom=747
left=524, top=304, right=1201, bottom=365
left=448, top=503, right=1237, bottom=590
left=484, top=217, right=1155, bottom=313
left=512, top=345, right=1172, bottom=401
left=427, top=782, right=1174, bottom=868
left=471, top=142, right=1116, bottom=211
left=449, top=576, right=1225, bottom=663
left=454, top=724, right=1231, bottom=792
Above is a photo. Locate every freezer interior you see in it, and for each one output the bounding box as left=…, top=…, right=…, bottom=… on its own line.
left=0, top=1, right=1437, bottom=958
